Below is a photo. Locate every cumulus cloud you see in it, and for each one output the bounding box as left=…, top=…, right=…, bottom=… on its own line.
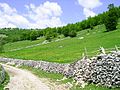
left=83, top=8, right=96, bottom=18
left=25, top=1, right=63, bottom=28
left=0, top=1, right=64, bottom=29
left=77, top=0, right=102, bottom=18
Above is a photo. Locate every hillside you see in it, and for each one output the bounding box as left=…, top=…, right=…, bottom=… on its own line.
left=0, top=23, right=120, bottom=63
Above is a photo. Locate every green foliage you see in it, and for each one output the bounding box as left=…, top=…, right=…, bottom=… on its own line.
left=30, top=31, right=38, bottom=41
left=44, top=28, right=58, bottom=42
left=70, top=84, right=120, bottom=90
left=69, top=30, right=77, bottom=37
left=62, top=28, right=70, bottom=37
left=104, top=4, right=120, bottom=31
left=62, top=25, right=77, bottom=38
left=21, top=32, right=31, bottom=40
left=0, top=72, right=9, bottom=90
left=45, top=32, right=52, bottom=41
left=0, top=36, right=7, bottom=53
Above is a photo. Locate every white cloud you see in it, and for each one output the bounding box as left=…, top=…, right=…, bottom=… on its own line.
left=25, top=1, right=63, bottom=28
left=83, top=8, right=96, bottom=18
left=0, top=3, right=17, bottom=14
left=0, top=1, right=64, bottom=29
left=77, top=0, right=102, bottom=18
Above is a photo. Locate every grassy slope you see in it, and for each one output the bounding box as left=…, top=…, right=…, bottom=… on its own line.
left=0, top=24, right=120, bottom=63
left=4, top=37, right=45, bottom=51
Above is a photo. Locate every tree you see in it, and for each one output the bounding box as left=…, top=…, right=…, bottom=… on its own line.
left=30, top=31, right=38, bottom=41
left=62, top=26, right=70, bottom=37
left=104, top=4, right=119, bottom=31
left=108, top=4, right=114, bottom=10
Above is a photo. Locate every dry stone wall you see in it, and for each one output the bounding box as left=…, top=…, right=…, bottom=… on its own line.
left=0, top=50, right=120, bottom=88
left=0, top=58, right=70, bottom=74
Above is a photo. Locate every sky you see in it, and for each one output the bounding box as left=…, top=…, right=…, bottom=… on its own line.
left=0, top=0, right=120, bottom=29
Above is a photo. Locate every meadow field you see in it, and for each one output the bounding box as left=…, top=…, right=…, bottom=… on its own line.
left=0, top=24, right=120, bottom=63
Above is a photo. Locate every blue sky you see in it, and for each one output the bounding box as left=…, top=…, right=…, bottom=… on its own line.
left=0, top=0, right=120, bottom=29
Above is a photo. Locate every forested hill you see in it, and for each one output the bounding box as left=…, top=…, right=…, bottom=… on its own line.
left=0, top=4, right=120, bottom=43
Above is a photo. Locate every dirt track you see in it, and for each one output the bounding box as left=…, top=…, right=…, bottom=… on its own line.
left=2, top=64, right=50, bottom=90
left=1, top=64, right=70, bottom=90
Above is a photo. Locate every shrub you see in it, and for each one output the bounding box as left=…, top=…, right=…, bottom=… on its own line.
left=69, top=30, right=77, bottom=37
left=45, top=34, right=51, bottom=42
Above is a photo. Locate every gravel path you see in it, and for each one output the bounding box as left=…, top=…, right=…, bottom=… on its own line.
left=2, top=64, right=50, bottom=90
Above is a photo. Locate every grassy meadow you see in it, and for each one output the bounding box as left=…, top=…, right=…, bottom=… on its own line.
left=0, top=24, right=120, bottom=63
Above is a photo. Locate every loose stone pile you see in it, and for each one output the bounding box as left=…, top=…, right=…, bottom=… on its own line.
left=88, top=51, right=120, bottom=88
left=71, top=51, right=120, bottom=88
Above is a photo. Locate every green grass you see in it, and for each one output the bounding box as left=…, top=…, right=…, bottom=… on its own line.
left=0, top=25, right=120, bottom=63
left=0, top=24, right=120, bottom=63
left=4, top=37, right=45, bottom=51
left=20, top=66, right=72, bottom=84
left=70, top=84, right=120, bottom=90
left=0, top=72, right=9, bottom=90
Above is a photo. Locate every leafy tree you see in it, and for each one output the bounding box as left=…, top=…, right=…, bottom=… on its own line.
left=62, top=26, right=70, bottom=37
left=21, top=32, right=30, bottom=40
left=30, top=31, right=38, bottom=41
left=108, top=4, right=114, bottom=10
left=104, top=4, right=119, bottom=31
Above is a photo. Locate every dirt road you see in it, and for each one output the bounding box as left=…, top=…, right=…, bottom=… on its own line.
left=2, top=64, right=50, bottom=90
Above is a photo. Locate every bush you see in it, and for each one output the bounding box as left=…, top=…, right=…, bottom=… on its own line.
left=45, top=34, right=51, bottom=42
left=62, top=29, right=70, bottom=37
left=69, top=30, right=77, bottom=37
left=45, top=32, right=57, bottom=42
